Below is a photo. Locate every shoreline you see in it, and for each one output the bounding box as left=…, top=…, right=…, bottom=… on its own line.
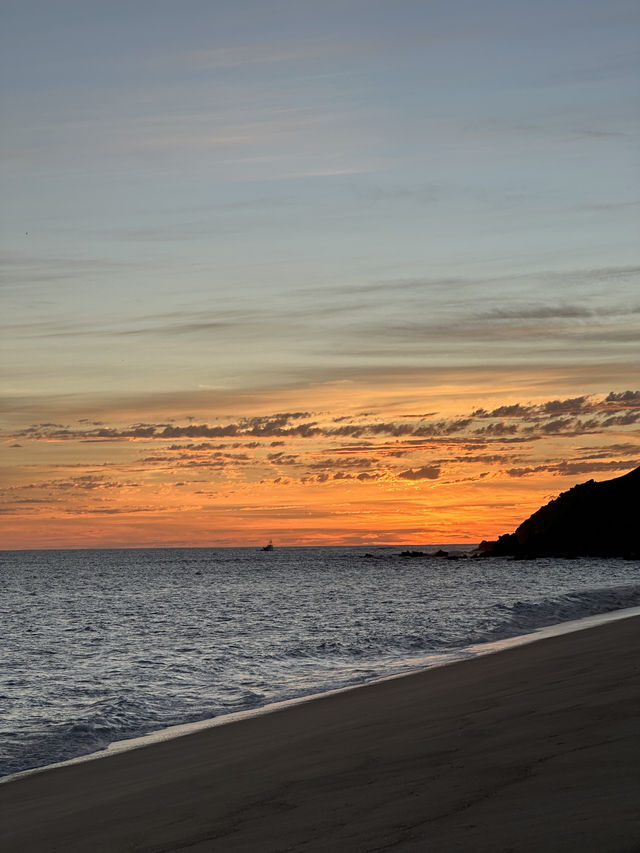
left=3, top=603, right=640, bottom=786
left=2, top=613, right=639, bottom=852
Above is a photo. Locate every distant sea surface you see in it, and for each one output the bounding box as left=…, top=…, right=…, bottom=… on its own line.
left=2, top=546, right=639, bottom=778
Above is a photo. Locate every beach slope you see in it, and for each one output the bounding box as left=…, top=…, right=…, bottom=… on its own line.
left=2, top=616, right=639, bottom=852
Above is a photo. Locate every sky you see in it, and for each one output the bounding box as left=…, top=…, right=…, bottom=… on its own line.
left=1, top=0, right=639, bottom=548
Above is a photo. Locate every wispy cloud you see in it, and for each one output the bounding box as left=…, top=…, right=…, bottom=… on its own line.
left=0, top=254, right=135, bottom=289
left=4, top=386, right=638, bottom=545
left=11, top=391, right=640, bottom=445
left=322, top=266, right=640, bottom=299
left=479, top=305, right=594, bottom=320
left=187, top=41, right=341, bottom=70
left=506, top=459, right=638, bottom=478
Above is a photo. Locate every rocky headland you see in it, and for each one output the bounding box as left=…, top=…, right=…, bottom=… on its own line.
left=480, top=465, right=640, bottom=559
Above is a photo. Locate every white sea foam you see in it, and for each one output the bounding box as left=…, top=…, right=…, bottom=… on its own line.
left=4, top=603, right=639, bottom=786
left=1, top=547, right=639, bottom=779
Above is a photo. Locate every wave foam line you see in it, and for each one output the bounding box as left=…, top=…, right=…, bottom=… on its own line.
left=3, top=604, right=640, bottom=786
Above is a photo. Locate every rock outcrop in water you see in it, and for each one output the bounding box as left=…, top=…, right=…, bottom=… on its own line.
left=481, top=466, right=640, bottom=559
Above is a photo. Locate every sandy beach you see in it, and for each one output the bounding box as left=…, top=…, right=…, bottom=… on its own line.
left=2, top=615, right=639, bottom=853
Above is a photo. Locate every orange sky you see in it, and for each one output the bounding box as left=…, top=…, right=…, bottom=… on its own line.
left=3, top=380, right=639, bottom=549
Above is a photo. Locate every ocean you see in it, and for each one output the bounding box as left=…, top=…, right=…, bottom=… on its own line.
left=1, top=546, right=639, bottom=779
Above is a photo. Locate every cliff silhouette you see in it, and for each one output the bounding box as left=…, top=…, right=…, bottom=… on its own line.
left=481, top=466, right=640, bottom=558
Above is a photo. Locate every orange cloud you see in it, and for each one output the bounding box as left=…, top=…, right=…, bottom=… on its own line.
left=2, top=388, right=639, bottom=549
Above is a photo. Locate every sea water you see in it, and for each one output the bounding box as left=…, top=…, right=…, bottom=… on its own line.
left=1, top=546, right=639, bottom=778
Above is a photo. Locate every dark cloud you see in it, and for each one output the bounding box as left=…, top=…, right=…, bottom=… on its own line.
left=605, top=390, right=640, bottom=405
left=575, top=443, right=640, bottom=460
left=555, top=460, right=638, bottom=476
left=268, top=452, right=299, bottom=465
left=474, top=422, right=519, bottom=436
left=453, top=453, right=517, bottom=464
left=12, top=392, right=640, bottom=454
left=175, top=459, right=237, bottom=469
left=15, top=412, right=318, bottom=441
left=65, top=507, right=157, bottom=515
left=475, top=404, right=531, bottom=418
left=306, top=457, right=379, bottom=471
left=542, top=396, right=589, bottom=414
left=397, top=465, right=441, bottom=481
left=0, top=254, right=134, bottom=289
left=42, top=475, right=139, bottom=491
left=167, top=442, right=220, bottom=451
left=11, top=415, right=473, bottom=443
left=114, top=320, right=233, bottom=337
left=142, top=450, right=253, bottom=469
left=600, top=412, right=640, bottom=427
left=480, top=305, right=592, bottom=321
left=523, top=416, right=602, bottom=436
left=165, top=441, right=262, bottom=451
left=506, top=465, right=554, bottom=478
left=538, top=417, right=576, bottom=433
left=315, top=266, right=640, bottom=300
left=300, top=470, right=383, bottom=484
left=474, top=396, right=592, bottom=419
left=506, top=459, right=637, bottom=478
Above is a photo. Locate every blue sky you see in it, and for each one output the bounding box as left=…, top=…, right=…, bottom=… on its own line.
left=2, top=0, right=639, bottom=412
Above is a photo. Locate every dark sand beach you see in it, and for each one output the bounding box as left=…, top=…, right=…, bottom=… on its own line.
left=2, top=615, right=639, bottom=852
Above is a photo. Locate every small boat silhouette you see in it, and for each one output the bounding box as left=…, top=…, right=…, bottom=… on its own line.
left=261, top=540, right=274, bottom=551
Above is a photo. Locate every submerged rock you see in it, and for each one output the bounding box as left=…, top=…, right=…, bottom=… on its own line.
left=482, top=466, right=640, bottom=559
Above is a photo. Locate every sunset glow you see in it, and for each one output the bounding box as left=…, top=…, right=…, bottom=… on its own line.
left=2, top=2, right=639, bottom=549
left=3, top=382, right=639, bottom=548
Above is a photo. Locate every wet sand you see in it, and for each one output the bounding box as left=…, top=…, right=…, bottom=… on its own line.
left=2, top=615, right=639, bottom=852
